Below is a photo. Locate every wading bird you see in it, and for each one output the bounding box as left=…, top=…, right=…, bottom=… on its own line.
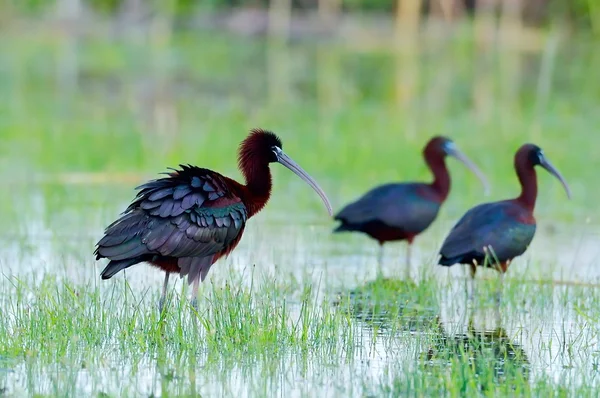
left=95, top=129, right=332, bottom=309
left=438, top=144, right=570, bottom=299
left=333, top=136, right=489, bottom=275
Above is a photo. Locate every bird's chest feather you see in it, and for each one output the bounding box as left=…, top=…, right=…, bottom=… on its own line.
left=504, top=205, right=536, bottom=226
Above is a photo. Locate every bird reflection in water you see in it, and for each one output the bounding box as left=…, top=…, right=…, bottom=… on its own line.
left=423, top=314, right=530, bottom=392
left=332, top=278, right=439, bottom=334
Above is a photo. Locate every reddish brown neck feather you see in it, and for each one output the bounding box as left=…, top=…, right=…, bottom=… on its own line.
left=514, top=155, right=537, bottom=212
left=425, top=151, right=450, bottom=202
left=237, top=138, right=272, bottom=218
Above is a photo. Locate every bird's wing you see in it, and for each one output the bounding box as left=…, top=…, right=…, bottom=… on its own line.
left=439, top=202, right=536, bottom=263
left=335, top=183, right=440, bottom=232
left=95, top=165, right=248, bottom=262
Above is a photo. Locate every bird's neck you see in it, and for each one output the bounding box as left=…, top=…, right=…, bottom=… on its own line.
left=427, top=156, right=450, bottom=202
left=516, top=164, right=537, bottom=211
left=242, top=164, right=272, bottom=218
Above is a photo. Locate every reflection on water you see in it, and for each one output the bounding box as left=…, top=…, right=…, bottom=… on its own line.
left=339, top=278, right=531, bottom=391
left=425, top=316, right=530, bottom=391
left=333, top=278, right=439, bottom=334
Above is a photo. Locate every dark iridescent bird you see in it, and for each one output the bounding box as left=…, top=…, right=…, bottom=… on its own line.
left=95, top=129, right=332, bottom=309
left=438, top=144, right=571, bottom=288
left=333, top=136, right=489, bottom=273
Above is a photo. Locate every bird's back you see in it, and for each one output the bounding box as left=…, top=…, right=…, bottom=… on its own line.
left=95, top=165, right=248, bottom=281
left=335, top=183, right=442, bottom=234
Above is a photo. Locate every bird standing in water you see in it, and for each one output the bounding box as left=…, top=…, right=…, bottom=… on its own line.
left=333, top=136, right=489, bottom=276
left=438, top=144, right=571, bottom=300
left=95, top=129, right=332, bottom=309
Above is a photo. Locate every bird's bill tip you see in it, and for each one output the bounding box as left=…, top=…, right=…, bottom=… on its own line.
left=276, top=151, right=333, bottom=216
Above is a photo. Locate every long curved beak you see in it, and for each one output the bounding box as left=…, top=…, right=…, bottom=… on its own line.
left=275, top=149, right=333, bottom=216
left=446, top=146, right=491, bottom=196
left=539, top=156, right=571, bottom=199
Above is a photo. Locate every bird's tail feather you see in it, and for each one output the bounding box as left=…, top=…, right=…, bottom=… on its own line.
left=100, top=256, right=146, bottom=279
left=438, top=255, right=460, bottom=266
left=332, top=223, right=353, bottom=233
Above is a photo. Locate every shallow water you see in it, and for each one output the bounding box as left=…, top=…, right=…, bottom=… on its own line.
left=1, top=182, right=599, bottom=395
left=2, top=182, right=597, bottom=285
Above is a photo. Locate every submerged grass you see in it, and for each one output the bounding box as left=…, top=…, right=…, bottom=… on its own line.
left=0, top=273, right=358, bottom=396
left=2, top=273, right=600, bottom=396
left=1, top=275, right=347, bottom=362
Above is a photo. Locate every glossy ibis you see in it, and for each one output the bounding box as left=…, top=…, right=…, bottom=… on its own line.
left=95, top=129, right=333, bottom=309
left=438, top=144, right=570, bottom=299
left=333, top=136, right=489, bottom=275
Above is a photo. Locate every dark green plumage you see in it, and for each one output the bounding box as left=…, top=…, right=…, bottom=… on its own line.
left=438, top=200, right=536, bottom=268
left=94, top=164, right=248, bottom=282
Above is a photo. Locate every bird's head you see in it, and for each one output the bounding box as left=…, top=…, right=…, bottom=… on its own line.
left=239, top=129, right=283, bottom=165
left=239, top=129, right=333, bottom=215
left=424, top=136, right=490, bottom=195
left=516, top=144, right=571, bottom=199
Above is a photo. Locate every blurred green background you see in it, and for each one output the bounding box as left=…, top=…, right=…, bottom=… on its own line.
left=1, top=0, right=597, bottom=270
left=3, top=0, right=600, bottom=28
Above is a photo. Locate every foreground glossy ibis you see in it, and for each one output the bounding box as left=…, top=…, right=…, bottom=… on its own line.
left=438, top=144, right=570, bottom=299
left=95, top=129, right=332, bottom=309
left=333, top=136, right=489, bottom=275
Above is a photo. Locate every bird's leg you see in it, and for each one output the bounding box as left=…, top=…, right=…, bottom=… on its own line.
left=494, top=278, right=504, bottom=326
left=190, top=276, right=201, bottom=310
left=494, top=271, right=504, bottom=324
left=490, top=257, right=508, bottom=307
left=465, top=261, right=477, bottom=303
left=486, top=247, right=506, bottom=307
left=159, top=272, right=170, bottom=312
left=405, top=242, right=412, bottom=280
left=376, top=243, right=385, bottom=279
left=463, top=265, right=470, bottom=301
left=495, top=267, right=505, bottom=308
